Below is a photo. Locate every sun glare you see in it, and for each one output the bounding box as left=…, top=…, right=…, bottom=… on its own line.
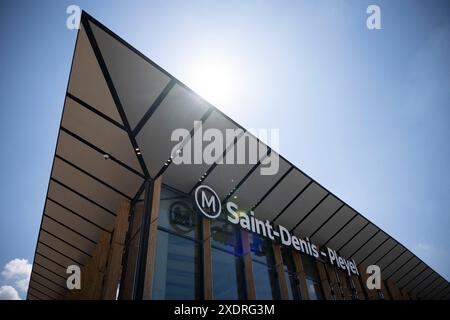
left=187, top=57, right=239, bottom=111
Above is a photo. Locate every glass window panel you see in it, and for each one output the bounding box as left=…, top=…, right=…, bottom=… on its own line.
left=306, top=278, right=324, bottom=300
left=212, top=248, right=246, bottom=299
left=249, top=233, right=275, bottom=266
left=211, top=212, right=242, bottom=254
left=253, top=262, right=278, bottom=299
left=152, top=230, right=201, bottom=299
left=158, top=186, right=200, bottom=240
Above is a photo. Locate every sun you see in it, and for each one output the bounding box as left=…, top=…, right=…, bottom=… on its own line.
left=187, top=56, right=240, bottom=110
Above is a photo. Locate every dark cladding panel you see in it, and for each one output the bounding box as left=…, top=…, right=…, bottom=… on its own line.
left=67, top=25, right=123, bottom=124
left=275, top=182, right=328, bottom=229
left=89, top=21, right=171, bottom=129
left=162, top=110, right=240, bottom=193
left=293, top=195, right=342, bottom=237
left=230, top=156, right=290, bottom=211
left=255, top=169, right=310, bottom=221
left=136, top=84, right=210, bottom=177
left=310, top=206, right=356, bottom=244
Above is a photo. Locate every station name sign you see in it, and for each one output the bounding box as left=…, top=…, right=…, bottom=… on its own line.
left=194, top=185, right=360, bottom=277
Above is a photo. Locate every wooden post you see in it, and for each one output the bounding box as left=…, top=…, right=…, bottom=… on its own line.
left=292, top=252, right=310, bottom=300
left=337, top=270, right=351, bottom=300
left=142, top=176, right=162, bottom=300
left=272, top=243, right=290, bottom=300
left=66, top=232, right=111, bottom=299
left=202, top=218, right=213, bottom=299
left=325, top=264, right=342, bottom=300
left=351, top=275, right=366, bottom=300
left=102, top=200, right=130, bottom=299
left=316, top=262, right=333, bottom=300
left=241, top=231, right=256, bottom=300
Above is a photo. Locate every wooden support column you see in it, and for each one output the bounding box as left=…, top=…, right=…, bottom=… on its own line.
left=292, top=252, right=309, bottom=300
left=272, top=243, right=290, bottom=300
left=338, top=270, right=351, bottom=300
left=66, top=232, right=111, bottom=299
left=325, top=264, right=342, bottom=300
left=241, top=231, right=256, bottom=300
left=351, top=275, right=366, bottom=300
left=102, top=200, right=130, bottom=299
left=142, top=176, right=162, bottom=300
left=202, top=218, right=213, bottom=299
left=316, top=262, right=333, bottom=300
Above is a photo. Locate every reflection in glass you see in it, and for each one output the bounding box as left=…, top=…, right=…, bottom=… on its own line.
left=152, top=230, right=201, bottom=299
left=212, top=248, right=246, bottom=299
left=306, top=278, right=323, bottom=300
left=158, top=186, right=199, bottom=240
left=253, top=262, right=278, bottom=299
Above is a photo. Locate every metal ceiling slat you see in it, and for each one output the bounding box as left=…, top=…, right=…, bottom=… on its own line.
left=346, top=229, right=379, bottom=259
left=50, top=178, right=116, bottom=217
left=413, top=272, right=439, bottom=295
left=322, top=213, right=358, bottom=247
left=43, top=214, right=97, bottom=245
left=154, top=107, right=215, bottom=179
left=272, top=181, right=313, bottom=223
left=132, top=80, right=176, bottom=136
left=399, top=263, right=428, bottom=290
left=29, top=279, right=65, bottom=299
left=358, top=236, right=390, bottom=266
left=336, top=221, right=370, bottom=252
left=252, top=167, right=293, bottom=211
left=404, top=268, right=434, bottom=292
left=42, top=217, right=96, bottom=256
left=55, top=154, right=132, bottom=201
left=426, top=281, right=448, bottom=299
left=188, top=132, right=244, bottom=195
left=374, top=243, right=399, bottom=265
left=291, top=193, right=330, bottom=232
left=308, top=203, right=345, bottom=239
left=378, top=248, right=407, bottom=272
left=33, top=261, right=67, bottom=281
left=32, top=271, right=68, bottom=292
left=421, top=278, right=446, bottom=298
left=60, top=127, right=144, bottom=179
left=35, top=252, right=68, bottom=271
left=66, top=92, right=126, bottom=131
left=395, top=259, right=422, bottom=285
left=28, top=287, right=55, bottom=300
left=386, top=255, right=415, bottom=280
left=222, top=153, right=269, bottom=205
left=47, top=197, right=110, bottom=233
left=40, top=229, right=93, bottom=259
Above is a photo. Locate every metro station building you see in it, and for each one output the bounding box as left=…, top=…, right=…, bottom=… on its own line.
left=27, top=12, right=450, bottom=300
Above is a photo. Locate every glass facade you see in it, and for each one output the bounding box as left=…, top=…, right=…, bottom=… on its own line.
left=119, top=182, right=374, bottom=301
left=302, top=254, right=324, bottom=300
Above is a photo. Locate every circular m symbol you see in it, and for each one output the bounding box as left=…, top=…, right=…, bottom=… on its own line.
left=194, top=185, right=222, bottom=219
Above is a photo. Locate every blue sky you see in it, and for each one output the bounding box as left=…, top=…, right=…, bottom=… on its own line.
left=0, top=0, right=449, bottom=299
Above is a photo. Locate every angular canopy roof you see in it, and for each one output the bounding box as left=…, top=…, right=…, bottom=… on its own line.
left=27, top=12, right=449, bottom=300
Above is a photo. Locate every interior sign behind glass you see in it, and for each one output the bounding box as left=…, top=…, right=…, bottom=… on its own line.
left=194, top=185, right=360, bottom=277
